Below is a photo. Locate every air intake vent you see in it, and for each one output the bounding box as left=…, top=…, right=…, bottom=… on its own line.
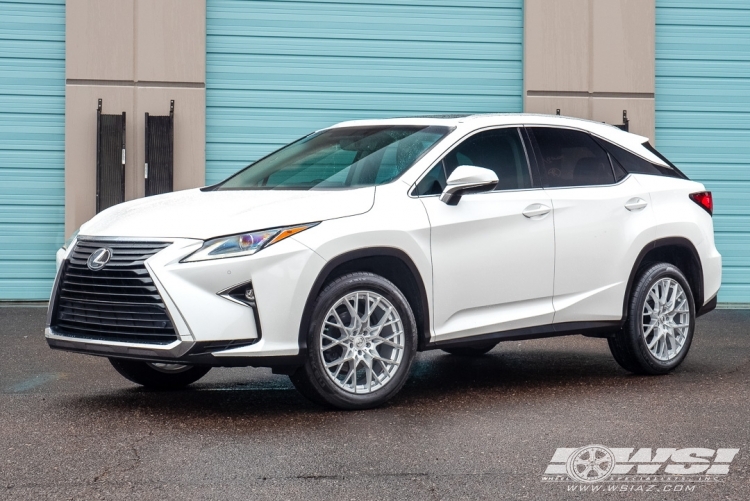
left=52, top=240, right=178, bottom=345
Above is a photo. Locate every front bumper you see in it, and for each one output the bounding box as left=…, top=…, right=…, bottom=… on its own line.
left=46, top=236, right=326, bottom=367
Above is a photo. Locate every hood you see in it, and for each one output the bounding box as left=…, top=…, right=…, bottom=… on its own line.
left=80, top=187, right=376, bottom=240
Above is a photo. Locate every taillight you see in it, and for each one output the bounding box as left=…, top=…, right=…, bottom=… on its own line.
left=690, top=191, right=713, bottom=216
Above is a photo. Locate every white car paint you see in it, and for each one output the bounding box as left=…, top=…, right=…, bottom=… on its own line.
left=79, top=185, right=376, bottom=239
left=46, top=113, right=722, bottom=365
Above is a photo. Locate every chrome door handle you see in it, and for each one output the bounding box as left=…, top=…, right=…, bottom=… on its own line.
left=522, top=204, right=551, bottom=218
left=625, top=197, right=648, bottom=211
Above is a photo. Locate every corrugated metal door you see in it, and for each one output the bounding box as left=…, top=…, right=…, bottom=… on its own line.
left=206, top=0, right=524, bottom=184
left=656, top=1, right=750, bottom=303
left=0, top=0, right=65, bottom=300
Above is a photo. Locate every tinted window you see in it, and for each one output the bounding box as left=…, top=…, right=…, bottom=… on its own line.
left=219, top=125, right=452, bottom=190
left=642, top=142, right=688, bottom=179
left=593, top=137, right=660, bottom=178
left=415, top=128, right=531, bottom=195
left=530, top=128, right=615, bottom=187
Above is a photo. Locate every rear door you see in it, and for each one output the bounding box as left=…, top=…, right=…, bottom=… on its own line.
left=526, top=126, right=654, bottom=324
left=417, top=127, right=555, bottom=342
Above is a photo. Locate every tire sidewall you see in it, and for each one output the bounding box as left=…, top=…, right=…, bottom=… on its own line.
left=628, top=263, right=696, bottom=373
left=303, top=273, right=418, bottom=409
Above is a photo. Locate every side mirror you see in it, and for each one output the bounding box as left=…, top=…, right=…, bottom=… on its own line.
left=440, top=165, right=499, bottom=205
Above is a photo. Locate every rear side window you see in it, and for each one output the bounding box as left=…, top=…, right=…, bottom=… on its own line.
left=642, top=142, right=688, bottom=179
left=529, top=127, right=615, bottom=187
left=414, top=127, right=531, bottom=195
left=595, top=138, right=686, bottom=179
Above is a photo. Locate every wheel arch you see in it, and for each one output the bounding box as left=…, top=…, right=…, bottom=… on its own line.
left=622, top=237, right=704, bottom=322
left=298, top=247, right=431, bottom=354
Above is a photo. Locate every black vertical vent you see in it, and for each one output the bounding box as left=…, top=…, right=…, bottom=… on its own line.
left=614, top=110, right=630, bottom=132
left=145, top=100, right=175, bottom=197
left=96, top=99, right=126, bottom=213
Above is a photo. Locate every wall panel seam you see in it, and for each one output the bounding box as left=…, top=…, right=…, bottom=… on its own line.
left=66, top=80, right=205, bottom=88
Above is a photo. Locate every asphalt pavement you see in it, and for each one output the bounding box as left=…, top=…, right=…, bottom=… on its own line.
left=1, top=306, right=749, bottom=500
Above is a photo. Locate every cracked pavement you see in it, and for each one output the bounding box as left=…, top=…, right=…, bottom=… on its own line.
left=1, top=306, right=749, bottom=500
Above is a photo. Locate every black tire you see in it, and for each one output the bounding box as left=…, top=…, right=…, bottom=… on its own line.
left=289, top=272, right=418, bottom=410
left=442, top=342, right=497, bottom=356
left=608, top=262, right=696, bottom=375
left=109, top=358, right=211, bottom=390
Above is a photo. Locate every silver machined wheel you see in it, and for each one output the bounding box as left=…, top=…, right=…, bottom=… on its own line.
left=642, top=277, right=691, bottom=361
left=320, top=290, right=405, bottom=394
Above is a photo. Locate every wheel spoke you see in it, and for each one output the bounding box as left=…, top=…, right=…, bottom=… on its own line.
left=322, top=332, right=349, bottom=350
left=373, top=337, right=402, bottom=349
left=365, top=359, right=373, bottom=392
left=647, top=332, right=661, bottom=349
left=343, top=293, right=359, bottom=321
left=325, top=352, right=352, bottom=369
left=642, top=320, right=657, bottom=337
left=366, top=296, right=381, bottom=322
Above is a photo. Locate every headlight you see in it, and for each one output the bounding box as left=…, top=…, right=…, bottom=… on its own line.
left=62, top=229, right=80, bottom=250
left=181, top=223, right=318, bottom=263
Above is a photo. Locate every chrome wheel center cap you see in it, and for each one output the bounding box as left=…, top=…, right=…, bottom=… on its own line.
left=354, top=336, right=366, bottom=349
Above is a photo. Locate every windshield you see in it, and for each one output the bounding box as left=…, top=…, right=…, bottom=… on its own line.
left=217, top=125, right=452, bottom=190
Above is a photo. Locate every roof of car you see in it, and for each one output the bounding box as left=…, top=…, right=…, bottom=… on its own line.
left=329, top=113, right=651, bottom=155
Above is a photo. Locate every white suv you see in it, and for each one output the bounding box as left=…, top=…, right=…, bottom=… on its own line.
left=46, top=114, right=721, bottom=409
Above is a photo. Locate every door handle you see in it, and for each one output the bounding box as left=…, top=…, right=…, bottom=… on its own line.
left=625, top=197, right=648, bottom=211
left=522, top=203, right=551, bottom=218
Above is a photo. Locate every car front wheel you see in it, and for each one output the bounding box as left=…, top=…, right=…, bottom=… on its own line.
left=608, top=262, right=696, bottom=375
left=290, top=272, right=418, bottom=410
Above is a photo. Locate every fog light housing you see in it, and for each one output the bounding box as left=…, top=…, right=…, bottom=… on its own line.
left=217, top=281, right=256, bottom=307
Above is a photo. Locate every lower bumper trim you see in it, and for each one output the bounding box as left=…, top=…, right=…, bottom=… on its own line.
left=46, top=335, right=301, bottom=368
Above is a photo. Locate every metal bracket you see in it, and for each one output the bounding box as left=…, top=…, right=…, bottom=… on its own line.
left=614, top=109, right=630, bottom=132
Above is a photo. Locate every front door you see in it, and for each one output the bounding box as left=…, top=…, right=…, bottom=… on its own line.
left=416, top=127, right=556, bottom=342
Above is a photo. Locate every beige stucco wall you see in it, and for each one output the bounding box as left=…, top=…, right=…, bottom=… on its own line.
left=524, top=0, right=655, bottom=139
left=65, top=0, right=206, bottom=236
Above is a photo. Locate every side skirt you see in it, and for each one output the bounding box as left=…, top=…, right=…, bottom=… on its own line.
left=424, top=321, right=622, bottom=350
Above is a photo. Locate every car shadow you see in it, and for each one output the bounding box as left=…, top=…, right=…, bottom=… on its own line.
left=62, top=345, right=660, bottom=429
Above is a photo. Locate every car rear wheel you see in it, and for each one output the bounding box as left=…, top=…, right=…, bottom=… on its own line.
left=109, top=358, right=211, bottom=389
left=290, top=272, right=418, bottom=410
left=608, top=262, right=695, bottom=375
left=442, top=342, right=497, bottom=356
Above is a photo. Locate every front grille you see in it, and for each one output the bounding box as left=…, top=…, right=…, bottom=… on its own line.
left=52, top=239, right=178, bottom=344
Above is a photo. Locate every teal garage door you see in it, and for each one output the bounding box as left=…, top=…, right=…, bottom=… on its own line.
left=206, top=0, right=524, bottom=184
left=0, top=0, right=65, bottom=300
left=656, top=1, right=750, bottom=303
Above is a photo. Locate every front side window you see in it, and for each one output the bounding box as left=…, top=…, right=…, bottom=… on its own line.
left=530, top=127, right=615, bottom=187
left=415, top=127, right=531, bottom=196
left=218, top=125, right=452, bottom=190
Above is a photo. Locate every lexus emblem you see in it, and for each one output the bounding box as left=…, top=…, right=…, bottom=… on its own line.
left=87, top=248, right=112, bottom=271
